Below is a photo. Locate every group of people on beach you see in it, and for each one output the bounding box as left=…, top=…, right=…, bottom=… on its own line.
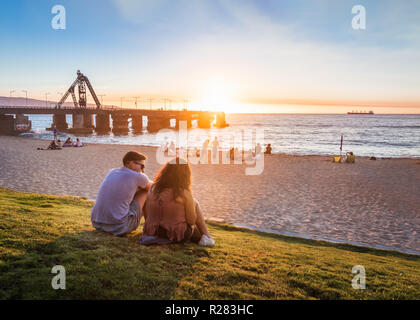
left=91, top=151, right=215, bottom=246
left=162, top=137, right=272, bottom=163
left=44, top=137, right=84, bottom=150
left=40, top=126, right=84, bottom=150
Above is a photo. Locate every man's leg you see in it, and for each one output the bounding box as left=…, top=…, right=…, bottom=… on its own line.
left=118, top=189, right=148, bottom=236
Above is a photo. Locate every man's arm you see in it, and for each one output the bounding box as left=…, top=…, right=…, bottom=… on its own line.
left=138, top=181, right=153, bottom=192
left=137, top=172, right=153, bottom=191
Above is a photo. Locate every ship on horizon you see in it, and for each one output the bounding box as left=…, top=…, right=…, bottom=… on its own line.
left=347, top=110, right=374, bottom=115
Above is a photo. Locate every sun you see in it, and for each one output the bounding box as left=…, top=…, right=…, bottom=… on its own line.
left=198, top=78, right=240, bottom=113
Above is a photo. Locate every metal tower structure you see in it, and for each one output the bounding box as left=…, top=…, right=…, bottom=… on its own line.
left=57, top=70, right=102, bottom=109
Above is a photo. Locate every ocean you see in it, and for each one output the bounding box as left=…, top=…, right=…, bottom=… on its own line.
left=21, top=113, right=420, bottom=158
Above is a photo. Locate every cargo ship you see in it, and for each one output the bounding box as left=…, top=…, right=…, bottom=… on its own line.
left=347, top=110, right=374, bottom=115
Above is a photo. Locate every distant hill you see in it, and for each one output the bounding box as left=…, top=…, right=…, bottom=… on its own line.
left=0, top=96, right=97, bottom=108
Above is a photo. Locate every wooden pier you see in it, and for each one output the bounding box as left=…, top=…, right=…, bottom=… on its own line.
left=0, top=70, right=228, bottom=135
left=0, top=106, right=228, bottom=135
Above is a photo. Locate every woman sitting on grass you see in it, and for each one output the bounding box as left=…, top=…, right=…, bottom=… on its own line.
left=142, top=157, right=215, bottom=247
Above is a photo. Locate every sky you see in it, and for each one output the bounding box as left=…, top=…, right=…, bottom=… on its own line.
left=0, top=0, right=419, bottom=113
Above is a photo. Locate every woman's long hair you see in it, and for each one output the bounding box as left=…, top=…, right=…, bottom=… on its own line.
left=153, top=157, right=192, bottom=200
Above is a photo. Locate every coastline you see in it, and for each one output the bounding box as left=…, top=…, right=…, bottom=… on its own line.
left=1, top=135, right=419, bottom=254
left=18, top=132, right=420, bottom=159
left=232, top=223, right=420, bottom=256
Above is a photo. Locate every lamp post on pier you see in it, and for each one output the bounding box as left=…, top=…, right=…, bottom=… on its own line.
left=22, top=90, right=28, bottom=107
left=98, top=94, right=106, bottom=107
left=45, top=92, right=50, bottom=107
left=9, top=90, right=15, bottom=107
left=132, top=96, right=140, bottom=109
left=56, top=92, right=63, bottom=108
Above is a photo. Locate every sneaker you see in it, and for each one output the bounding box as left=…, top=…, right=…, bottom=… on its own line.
left=199, top=234, right=215, bottom=247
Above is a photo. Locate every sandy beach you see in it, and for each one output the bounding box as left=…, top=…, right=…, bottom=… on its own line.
left=0, top=135, right=419, bottom=254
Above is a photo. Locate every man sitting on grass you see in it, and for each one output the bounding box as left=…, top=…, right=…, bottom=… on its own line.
left=91, top=151, right=152, bottom=236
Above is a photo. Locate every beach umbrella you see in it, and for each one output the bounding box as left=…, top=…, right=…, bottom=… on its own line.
left=340, top=134, right=343, bottom=156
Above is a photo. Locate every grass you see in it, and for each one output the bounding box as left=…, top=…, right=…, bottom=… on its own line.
left=0, top=187, right=419, bottom=300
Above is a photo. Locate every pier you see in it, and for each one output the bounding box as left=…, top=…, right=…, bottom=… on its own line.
left=0, top=106, right=228, bottom=135
left=0, top=71, right=228, bottom=135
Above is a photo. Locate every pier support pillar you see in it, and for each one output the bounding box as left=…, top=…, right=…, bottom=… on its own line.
left=53, top=114, right=68, bottom=130
left=176, top=117, right=192, bottom=129
left=66, top=113, right=93, bottom=133
left=131, top=115, right=143, bottom=132
left=72, top=114, right=84, bottom=129
left=83, top=114, right=94, bottom=129
left=112, top=114, right=130, bottom=134
left=95, top=114, right=110, bottom=133
left=198, top=113, right=213, bottom=128
left=216, top=112, right=227, bottom=128
left=147, top=116, right=171, bottom=132
left=0, top=115, right=15, bottom=134
left=15, top=114, right=32, bottom=132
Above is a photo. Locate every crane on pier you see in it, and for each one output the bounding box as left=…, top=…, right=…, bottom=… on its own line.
left=57, top=70, right=102, bottom=109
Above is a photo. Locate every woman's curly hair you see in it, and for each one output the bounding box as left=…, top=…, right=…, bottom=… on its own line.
left=152, top=157, right=191, bottom=200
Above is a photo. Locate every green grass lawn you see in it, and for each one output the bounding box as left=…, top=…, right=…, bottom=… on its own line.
left=0, top=187, right=419, bottom=300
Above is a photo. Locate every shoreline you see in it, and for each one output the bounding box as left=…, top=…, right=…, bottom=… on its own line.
left=1, top=135, right=419, bottom=254
left=231, top=223, right=420, bottom=256
left=18, top=133, right=420, bottom=160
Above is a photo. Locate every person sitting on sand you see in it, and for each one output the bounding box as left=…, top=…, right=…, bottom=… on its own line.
left=163, top=141, right=169, bottom=155
left=142, top=157, right=215, bottom=246
left=74, top=138, right=83, bottom=147
left=47, top=140, right=61, bottom=150
left=346, top=151, right=355, bottom=163
left=264, top=144, right=272, bottom=154
left=91, top=151, right=152, bottom=236
left=168, top=141, right=176, bottom=156
left=62, top=137, right=73, bottom=147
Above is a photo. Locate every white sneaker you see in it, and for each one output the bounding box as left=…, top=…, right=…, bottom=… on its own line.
left=199, top=234, right=215, bottom=247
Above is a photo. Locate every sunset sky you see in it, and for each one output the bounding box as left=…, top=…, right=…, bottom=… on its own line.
left=0, top=0, right=419, bottom=113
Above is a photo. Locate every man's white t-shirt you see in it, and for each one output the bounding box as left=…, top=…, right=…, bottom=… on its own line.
left=91, top=167, right=150, bottom=225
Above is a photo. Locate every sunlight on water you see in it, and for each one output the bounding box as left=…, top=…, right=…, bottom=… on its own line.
left=22, top=114, right=420, bottom=158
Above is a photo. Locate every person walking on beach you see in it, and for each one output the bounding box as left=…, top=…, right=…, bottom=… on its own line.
left=168, top=141, right=176, bottom=156
left=53, top=125, right=57, bottom=141
left=200, top=139, right=209, bottom=164
left=255, top=143, right=262, bottom=158
left=91, top=151, right=152, bottom=236
left=142, top=157, right=215, bottom=246
left=211, top=137, right=219, bottom=163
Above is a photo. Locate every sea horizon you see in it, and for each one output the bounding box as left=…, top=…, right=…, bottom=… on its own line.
left=20, top=113, right=420, bottom=159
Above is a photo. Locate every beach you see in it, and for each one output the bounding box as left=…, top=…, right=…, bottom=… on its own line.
left=0, top=135, right=419, bottom=254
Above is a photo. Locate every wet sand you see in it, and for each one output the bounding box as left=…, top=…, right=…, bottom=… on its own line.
left=0, top=135, right=419, bottom=254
